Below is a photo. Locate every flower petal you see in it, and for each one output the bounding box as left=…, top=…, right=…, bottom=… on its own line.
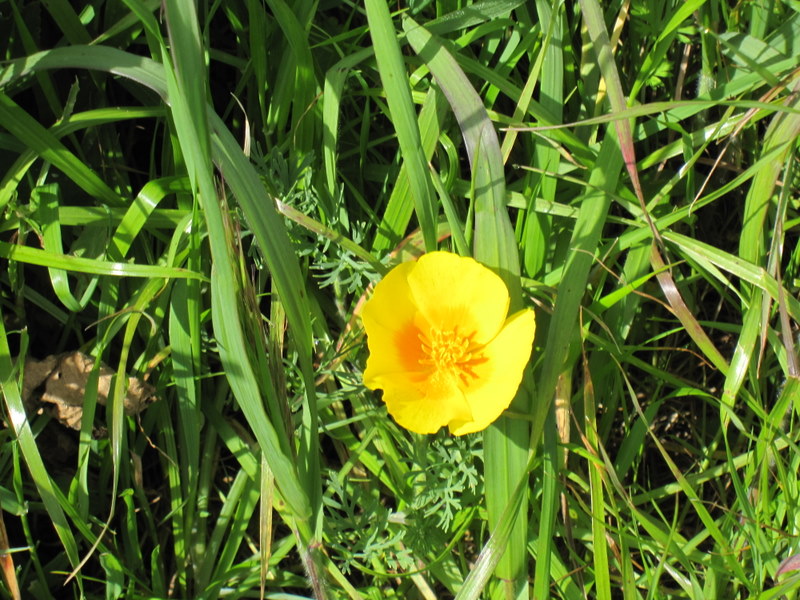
left=448, top=308, right=536, bottom=435
left=362, top=261, right=427, bottom=385
left=407, top=252, right=509, bottom=344
left=361, top=260, right=417, bottom=332
left=380, top=370, right=473, bottom=434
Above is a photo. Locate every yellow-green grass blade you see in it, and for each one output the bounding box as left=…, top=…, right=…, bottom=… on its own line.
left=662, top=231, right=800, bottom=320
left=716, top=31, right=785, bottom=89
left=365, top=0, right=438, bottom=253
left=516, top=97, right=800, bottom=145
left=2, top=204, right=186, bottom=230
left=276, top=199, right=388, bottom=274
left=739, top=89, right=800, bottom=267
left=721, top=294, right=765, bottom=412
left=107, top=177, right=181, bottom=260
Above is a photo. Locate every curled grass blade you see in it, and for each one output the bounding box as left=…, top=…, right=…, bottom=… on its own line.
left=34, top=184, right=100, bottom=312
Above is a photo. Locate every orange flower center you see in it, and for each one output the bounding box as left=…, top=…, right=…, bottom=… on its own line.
left=419, top=328, right=484, bottom=384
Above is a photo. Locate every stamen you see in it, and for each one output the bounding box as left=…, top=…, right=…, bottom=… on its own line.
left=418, top=327, right=484, bottom=382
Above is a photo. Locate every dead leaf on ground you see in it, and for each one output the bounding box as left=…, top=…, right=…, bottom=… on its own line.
left=23, top=352, right=156, bottom=431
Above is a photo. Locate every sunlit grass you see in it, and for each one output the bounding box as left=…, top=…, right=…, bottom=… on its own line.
left=1, top=1, right=799, bottom=599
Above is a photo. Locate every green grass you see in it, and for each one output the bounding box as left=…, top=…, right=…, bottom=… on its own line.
left=1, top=0, right=800, bottom=598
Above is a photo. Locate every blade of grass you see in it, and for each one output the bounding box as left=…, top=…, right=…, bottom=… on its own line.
left=0, top=318, right=82, bottom=592
left=581, top=351, right=611, bottom=600
left=533, top=129, right=622, bottom=453
left=39, top=0, right=92, bottom=45
left=365, top=0, right=437, bottom=253
left=161, top=5, right=334, bottom=596
left=454, top=456, right=532, bottom=600
left=263, top=0, right=317, bottom=153
left=0, top=241, right=203, bottom=280
left=0, top=92, right=126, bottom=210
left=579, top=0, right=730, bottom=376
left=169, top=277, right=204, bottom=577
left=533, top=399, right=562, bottom=600
left=0, top=509, right=20, bottom=600
left=739, top=82, right=800, bottom=267
left=519, top=0, right=562, bottom=280
left=372, top=83, right=448, bottom=253
left=403, top=16, right=528, bottom=597
left=34, top=184, right=100, bottom=312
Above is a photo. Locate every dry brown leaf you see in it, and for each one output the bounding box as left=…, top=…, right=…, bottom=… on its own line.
left=23, top=352, right=156, bottom=430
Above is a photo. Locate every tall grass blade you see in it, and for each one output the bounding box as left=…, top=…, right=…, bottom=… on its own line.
left=404, top=16, right=528, bottom=596
left=578, top=0, right=729, bottom=373
left=0, top=319, right=82, bottom=591
left=0, top=92, right=125, bottom=210
left=454, top=459, right=531, bottom=600
left=365, top=0, right=438, bottom=252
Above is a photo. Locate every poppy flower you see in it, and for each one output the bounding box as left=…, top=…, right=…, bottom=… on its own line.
left=362, top=251, right=536, bottom=435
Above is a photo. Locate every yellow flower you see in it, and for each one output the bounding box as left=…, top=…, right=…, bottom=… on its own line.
left=362, top=251, right=536, bottom=435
